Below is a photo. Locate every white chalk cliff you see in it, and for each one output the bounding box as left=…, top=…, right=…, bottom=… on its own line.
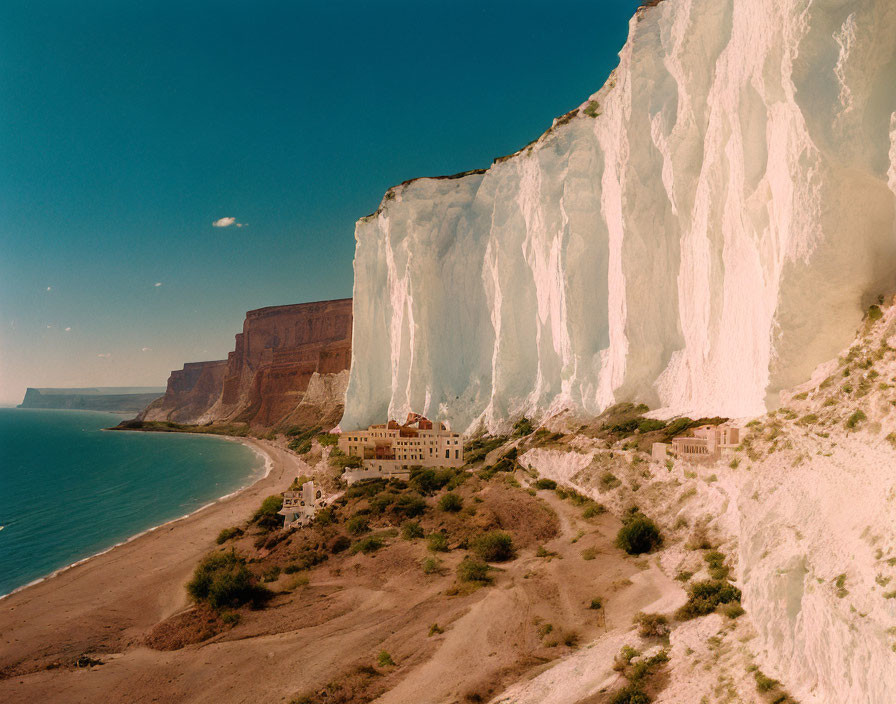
left=342, top=0, right=896, bottom=433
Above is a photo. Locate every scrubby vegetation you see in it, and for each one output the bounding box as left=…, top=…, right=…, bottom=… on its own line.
left=676, top=579, right=742, bottom=620
left=512, top=417, right=534, bottom=437
left=471, top=531, right=516, bottom=562
left=216, top=526, right=243, bottom=544
left=635, top=612, right=670, bottom=638
left=253, top=495, right=284, bottom=531
left=610, top=644, right=669, bottom=704
left=463, top=435, right=509, bottom=465
left=187, top=550, right=272, bottom=610
left=437, top=492, right=463, bottom=512
left=457, top=556, right=491, bottom=584
left=616, top=511, right=663, bottom=555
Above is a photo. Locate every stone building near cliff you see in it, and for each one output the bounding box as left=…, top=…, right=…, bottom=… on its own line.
left=653, top=424, right=741, bottom=462
left=338, top=413, right=464, bottom=484
left=279, top=480, right=323, bottom=528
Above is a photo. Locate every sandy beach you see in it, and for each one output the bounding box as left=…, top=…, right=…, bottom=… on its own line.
left=0, top=437, right=305, bottom=691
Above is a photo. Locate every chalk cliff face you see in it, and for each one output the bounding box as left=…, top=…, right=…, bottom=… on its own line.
left=141, top=299, right=352, bottom=429
left=341, top=0, right=896, bottom=434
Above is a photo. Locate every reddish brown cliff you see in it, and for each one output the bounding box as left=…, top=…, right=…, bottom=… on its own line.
left=137, top=298, right=353, bottom=429
left=138, top=361, right=228, bottom=423
left=210, top=298, right=353, bottom=428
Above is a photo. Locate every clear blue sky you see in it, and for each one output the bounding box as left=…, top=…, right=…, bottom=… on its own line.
left=0, top=0, right=641, bottom=404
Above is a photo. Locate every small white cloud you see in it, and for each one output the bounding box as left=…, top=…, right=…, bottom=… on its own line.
left=141, top=347, right=152, bottom=352
left=97, top=353, right=111, bottom=358
left=46, top=286, right=52, bottom=292
left=154, top=282, right=162, bottom=287
left=65, top=327, right=72, bottom=332
left=212, top=216, right=246, bottom=228
left=46, top=324, right=54, bottom=329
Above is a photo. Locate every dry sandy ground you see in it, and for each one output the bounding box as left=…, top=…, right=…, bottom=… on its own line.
left=0, top=439, right=303, bottom=691
left=0, top=444, right=680, bottom=704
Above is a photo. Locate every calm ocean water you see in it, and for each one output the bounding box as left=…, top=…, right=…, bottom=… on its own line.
left=0, top=408, right=264, bottom=597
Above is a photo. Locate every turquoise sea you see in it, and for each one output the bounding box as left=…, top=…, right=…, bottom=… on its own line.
left=0, top=408, right=264, bottom=597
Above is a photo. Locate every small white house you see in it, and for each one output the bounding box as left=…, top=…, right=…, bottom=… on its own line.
left=278, top=480, right=323, bottom=528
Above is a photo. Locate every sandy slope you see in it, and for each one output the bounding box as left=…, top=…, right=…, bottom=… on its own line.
left=0, top=438, right=306, bottom=682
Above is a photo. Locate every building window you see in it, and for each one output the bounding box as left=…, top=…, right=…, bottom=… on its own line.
left=445, top=449, right=449, bottom=459
left=455, top=450, right=458, bottom=459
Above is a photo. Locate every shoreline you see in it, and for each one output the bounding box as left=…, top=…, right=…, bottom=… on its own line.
left=0, top=434, right=307, bottom=680
left=0, top=432, right=274, bottom=602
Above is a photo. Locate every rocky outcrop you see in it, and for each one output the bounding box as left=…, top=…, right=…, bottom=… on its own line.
left=19, top=387, right=165, bottom=413
left=138, top=299, right=353, bottom=429
left=207, top=299, right=352, bottom=428
left=137, top=361, right=228, bottom=423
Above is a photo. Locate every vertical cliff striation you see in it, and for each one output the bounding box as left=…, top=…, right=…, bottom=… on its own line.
left=204, top=298, right=353, bottom=428
left=341, top=0, right=896, bottom=434
left=138, top=361, right=228, bottom=423
left=140, top=299, right=352, bottom=429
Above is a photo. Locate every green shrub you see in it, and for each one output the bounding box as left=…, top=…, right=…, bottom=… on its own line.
left=410, top=467, right=458, bottom=494
left=610, top=685, right=650, bottom=704
left=401, top=520, right=424, bottom=540
left=422, top=556, right=441, bottom=574
left=428, top=623, right=444, bottom=636
left=583, top=502, right=606, bottom=519
left=351, top=535, right=384, bottom=554
left=394, top=493, right=427, bottom=518
left=438, top=492, right=464, bottom=513
left=329, top=448, right=362, bottom=469
left=427, top=532, right=449, bottom=552
left=512, top=417, right=534, bottom=436
left=616, top=516, right=663, bottom=555
left=637, top=418, right=666, bottom=433
left=187, top=551, right=272, bottom=610
left=535, top=478, right=557, bottom=490
left=589, top=597, right=603, bottom=610
left=600, top=472, right=622, bottom=491
left=635, top=611, right=670, bottom=637
left=287, top=426, right=321, bottom=454
left=755, top=670, right=779, bottom=692
left=868, top=304, right=884, bottom=322
left=377, top=650, right=395, bottom=667
left=676, top=579, right=742, bottom=620
left=346, top=515, right=369, bottom=536
left=317, top=432, right=339, bottom=446
left=457, top=557, right=491, bottom=583
left=288, top=474, right=313, bottom=491
left=315, top=507, right=336, bottom=526
left=721, top=601, right=745, bottom=619
left=220, top=611, right=240, bottom=626
left=216, top=526, right=243, bottom=544
left=471, top=531, right=516, bottom=562
left=463, top=435, right=509, bottom=465
left=846, top=410, right=867, bottom=429
left=253, top=495, right=284, bottom=531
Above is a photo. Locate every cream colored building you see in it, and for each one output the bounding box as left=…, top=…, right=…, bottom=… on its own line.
left=653, top=424, right=741, bottom=462
left=278, top=480, right=323, bottom=528
left=338, top=413, right=464, bottom=484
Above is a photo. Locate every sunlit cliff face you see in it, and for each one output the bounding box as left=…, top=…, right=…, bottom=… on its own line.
left=341, top=0, right=896, bottom=434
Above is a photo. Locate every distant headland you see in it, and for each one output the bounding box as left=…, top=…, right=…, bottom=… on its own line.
left=18, top=387, right=165, bottom=414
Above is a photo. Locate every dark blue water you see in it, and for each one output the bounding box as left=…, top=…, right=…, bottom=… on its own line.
left=0, top=408, right=263, bottom=596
